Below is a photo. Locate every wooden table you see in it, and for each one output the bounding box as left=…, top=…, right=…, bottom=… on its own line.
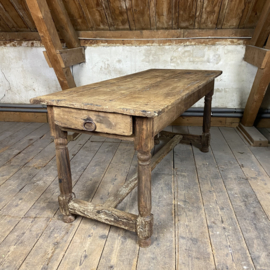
left=31, top=69, right=222, bottom=247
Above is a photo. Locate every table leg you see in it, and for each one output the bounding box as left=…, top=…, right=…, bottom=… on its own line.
left=54, top=125, right=75, bottom=223
left=201, top=89, right=214, bottom=152
left=135, top=118, right=154, bottom=248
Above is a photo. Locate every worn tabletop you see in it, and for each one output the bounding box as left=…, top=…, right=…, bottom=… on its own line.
left=31, top=69, right=222, bottom=117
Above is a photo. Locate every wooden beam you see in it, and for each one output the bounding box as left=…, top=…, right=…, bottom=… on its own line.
left=57, top=47, right=85, bottom=68
left=237, top=123, right=268, bottom=147
left=77, top=29, right=253, bottom=39
left=249, top=0, right=270, bottom=47
left=68, top=199, right=138, bottom=232
left=43, top=51, right=52, bottom=68
left=46, top=0, right=80, bottom=48
left=244, top=45, right=270, bottom=68
left=25, top=0, right=75, bottom=90
left=241, top=63, right=270, bottom=126
left=103, top=135, right=183, bottom=208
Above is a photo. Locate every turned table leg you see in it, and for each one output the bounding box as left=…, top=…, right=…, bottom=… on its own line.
left=201, top=89, right=214, bottom=153
left=135, top=118, right=154, bottom=248
left=47, top=106, right=75, bottom=223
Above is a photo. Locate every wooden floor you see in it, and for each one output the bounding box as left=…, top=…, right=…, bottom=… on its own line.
left=1, top=122, right=270, bottom=270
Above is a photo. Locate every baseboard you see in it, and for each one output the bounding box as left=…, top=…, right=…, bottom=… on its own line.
left=0, top=112, right=48, bottom=123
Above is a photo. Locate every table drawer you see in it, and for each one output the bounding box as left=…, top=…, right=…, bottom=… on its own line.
left=53, top=107, right=133, bottom=136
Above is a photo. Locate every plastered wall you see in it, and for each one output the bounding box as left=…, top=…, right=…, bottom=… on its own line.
left=0, top=44, right=260, bottom=108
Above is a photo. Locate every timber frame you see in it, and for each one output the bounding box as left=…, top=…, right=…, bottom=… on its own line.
left=25, top=0, right=86, bottom=141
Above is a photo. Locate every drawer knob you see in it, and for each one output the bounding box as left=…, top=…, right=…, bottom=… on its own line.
left=84, top=120, right=96, bottom=131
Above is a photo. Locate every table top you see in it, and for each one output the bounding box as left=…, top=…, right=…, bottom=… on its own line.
left=31, top=69, right=222, bottom=117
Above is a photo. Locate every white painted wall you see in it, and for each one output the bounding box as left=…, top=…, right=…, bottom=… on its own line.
left=0, top=44, right=261, bottom=108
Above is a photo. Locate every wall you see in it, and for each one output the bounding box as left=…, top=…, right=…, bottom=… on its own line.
left=0, top=44, right=260, bottom=108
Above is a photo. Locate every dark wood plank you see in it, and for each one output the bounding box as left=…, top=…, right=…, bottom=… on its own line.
left=156, top=0, right=173, bottom=29
left=0, top=0, right=29, bottom=31
left=178, top=0, right=196, bottom=28
left=83, top=0, right=110, bottom=30
left=249, top=0, right=270, bottom=47
left=199, top=0, right=223, bottom=28
left=132, top=0, right=151, bottom=29
left=221, top=0, right=246, bottom=28
left=243, top=0, right=266, bottom=28
left=60, top=0, right=89, bottom=31
left=10, top=0, right=36, bottom=30
left=108, top=0, right=130, bottom=30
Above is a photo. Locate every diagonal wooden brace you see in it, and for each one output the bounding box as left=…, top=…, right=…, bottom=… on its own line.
left=104, top=135, right=183, bottom=208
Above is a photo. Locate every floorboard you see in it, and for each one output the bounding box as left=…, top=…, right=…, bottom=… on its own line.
left=0, top=122, right=270, bottom=270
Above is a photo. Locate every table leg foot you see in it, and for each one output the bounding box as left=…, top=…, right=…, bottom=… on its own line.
left=63, top=215, right=76, bottom=223
left=138, top=237, right=151, bottom=248
left=201, top=133, right=210, bottom=153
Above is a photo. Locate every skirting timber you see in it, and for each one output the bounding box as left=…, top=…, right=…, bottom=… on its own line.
left=237, top=123, right=268, bottom=147
left=0, top=29, right=253, bottom=47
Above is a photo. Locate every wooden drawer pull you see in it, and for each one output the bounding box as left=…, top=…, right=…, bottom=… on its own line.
left=84, top=120, right=96, bottom=131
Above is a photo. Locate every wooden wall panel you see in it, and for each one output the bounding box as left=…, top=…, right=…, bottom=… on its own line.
left=242, top=0, right=266, bottom=28
left=9, top=0, right=35, bottom=30
left=199, top=0, right=223, bottom=28
left=156, top=0, right=173, bottom=29
left=132, top=0, right=151, bottom=29
left=83, top=0, right=110, bottom=30
left=107, top=0, right=130, bottom=30
left=178, top=0, right=196, bottom=28
left=0, top=0, right=266, bottom=32
left=60, top=0, right=89, bottom=31
left=0, top=0, right=28, bottom=31
left=222, top=0, right=246, bottom=28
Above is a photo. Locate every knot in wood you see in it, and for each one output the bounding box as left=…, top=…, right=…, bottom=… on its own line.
left=137, top=152, right=151, bottom=166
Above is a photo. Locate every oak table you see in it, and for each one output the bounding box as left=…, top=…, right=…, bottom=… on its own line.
left=31, top=69, right=222, bottom=247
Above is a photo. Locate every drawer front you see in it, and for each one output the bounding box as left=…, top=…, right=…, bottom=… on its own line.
left=54, top=107, right=133, bottom=136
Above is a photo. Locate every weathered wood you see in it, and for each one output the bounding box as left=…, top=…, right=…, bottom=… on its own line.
left=51, top=120, right=75, bottom=223
left=104, top=134, right=182, bottom=208
left=68, top=199, right=137, bottom=231
left=153, top=80, right=215, bottom=135
left=241, top=64, right=270, bottom=126
left=57, top=47, right=85, bottom=68
left=46, top=0, right=80, bottom=48
left=244, top=45, right=270, bottom=68
left=189, top=126, right=255, bottom=270
left=31, top=70, right=221, bottom=118
left=200, top=0, right=223, bottom=28
left=134, top=117, right=154, bottom=247
left=178, top=0, right=197, bottom=28
left=53, top=106, right=133, bottom=136
left=237, top=123, right=268, bottom=147
left=43, top=51, right=52, bottom=68
left=201, top=89, right=213, bottom=152
left=173, top=127, right=216, bottom=269
left=250, top=0, right=270, bottom=47
left=25, top=0, right=75, bottom=90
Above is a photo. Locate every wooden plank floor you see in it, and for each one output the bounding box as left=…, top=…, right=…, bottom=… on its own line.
left=0, top=122, right=270, bottom=270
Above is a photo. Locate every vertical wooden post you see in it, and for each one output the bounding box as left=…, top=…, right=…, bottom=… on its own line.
left=201, top=88, right=214, bottom=152
left=241, top=63, right=270, bottom=126
left=47, top=106, right=75, bottom=223
left=134, top=117, right=154, bottom=248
